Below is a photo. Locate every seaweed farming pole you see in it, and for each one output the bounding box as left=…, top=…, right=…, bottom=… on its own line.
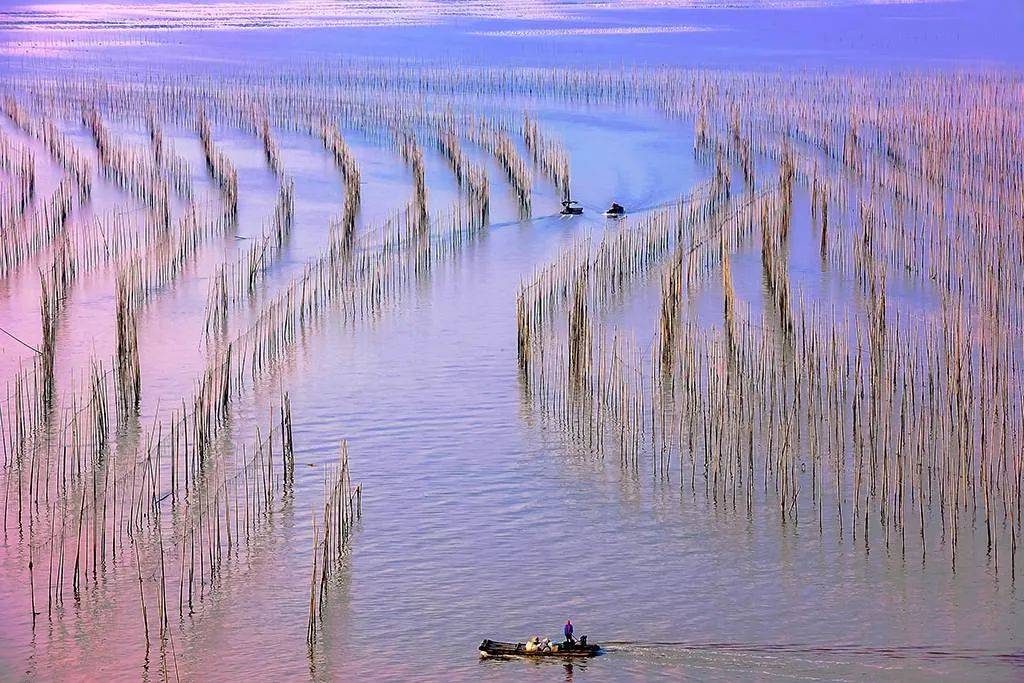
left=469, top=117, right=531, bottom=219
left=307, top=441, right=361, bottom=644
left=203, top=177, right=296, bottom=337
left=523, top=112, right=571, bottom=200
left=197, top=108, right=238, bottom=222
left=115, top=273, right=141, bottom=425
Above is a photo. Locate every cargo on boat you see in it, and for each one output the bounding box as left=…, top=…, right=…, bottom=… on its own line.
left=479, top=637, right=601, bottom=658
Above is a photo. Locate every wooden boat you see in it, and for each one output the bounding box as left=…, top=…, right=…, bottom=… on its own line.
left=604, top=202, right=626, bottom=217
left=479, top=638, right=601, bottom=658
left=560, top=200, right=583, bottom=216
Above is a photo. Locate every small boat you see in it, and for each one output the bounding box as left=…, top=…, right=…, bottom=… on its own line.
left=604, top=202, right=626, bottom=217
left=560, top=199, right=583, bottom=216
left=479, top=637, right=601, bottom=658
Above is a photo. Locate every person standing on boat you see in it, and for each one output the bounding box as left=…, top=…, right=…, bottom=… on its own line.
left=564, top=619, right=575, bottom=644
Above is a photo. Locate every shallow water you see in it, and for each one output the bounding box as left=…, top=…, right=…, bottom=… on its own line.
left=1, top=2, right=1023, bottom=681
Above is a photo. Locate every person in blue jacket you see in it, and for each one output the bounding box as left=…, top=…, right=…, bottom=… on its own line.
left=564, top=619, right=575, bottom=644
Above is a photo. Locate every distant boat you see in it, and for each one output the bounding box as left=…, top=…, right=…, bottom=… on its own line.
left=604, top=202, right=626, bottom=217
left=560, top=199, right=583, bottom=215
left=479, top=637, right=601, bottom=658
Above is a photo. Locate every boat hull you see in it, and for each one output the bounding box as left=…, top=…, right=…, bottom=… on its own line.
left=479, top=639, right=601, bottom=658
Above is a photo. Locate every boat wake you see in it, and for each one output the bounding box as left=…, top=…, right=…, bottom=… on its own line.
left=598, top=640, right=1024, bottom=665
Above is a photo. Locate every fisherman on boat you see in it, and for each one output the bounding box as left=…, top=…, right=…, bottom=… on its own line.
left=564, top=619, right=575, bottom=644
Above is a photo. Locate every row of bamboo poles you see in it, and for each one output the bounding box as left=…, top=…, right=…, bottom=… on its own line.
left=307, top=441, right=361, bottom=644
left=3, top=63, right=1021, bottom=670
left=204, top=177, right=295, bottom=336
left=0, top=127, right=36, bottom=232
left=0, top=66, right=583, bottom=668
left=516, top=67, right=1023, bottom=578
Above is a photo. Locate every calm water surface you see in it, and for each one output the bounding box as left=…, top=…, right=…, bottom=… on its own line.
left=1, top=1, right=1022, bottom=681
